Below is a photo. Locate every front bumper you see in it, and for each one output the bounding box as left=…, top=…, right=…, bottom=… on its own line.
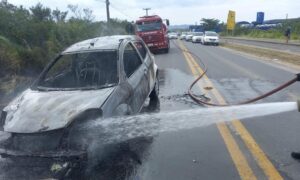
left=146, top=41, right=169, bottom=50
left=204, top=39, right=219, bottom=44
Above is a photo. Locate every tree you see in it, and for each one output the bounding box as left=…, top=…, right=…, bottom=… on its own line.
left=83, top=8, right=94, bottom=22
left=52, top=8, right=68, bottom=22
left=201, top=18, right=220, bottom=31
left=67, top=4, right=94, bottom=22
left=30, top=3, right=52, bottom=21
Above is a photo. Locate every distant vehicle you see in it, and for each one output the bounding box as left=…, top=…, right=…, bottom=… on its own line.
left=135, top=15, right=170, bottom=53
left=179, top=32, right=187, bottom=40
left=202, top=31, right=219, bottom=45
left=168, top=32, right=178, bottom=39
left=185, top=32, right=194, bottom=41
left=0, top=35, right=159, bottom=176
left=180, top=32, right=187, bottom=40
left=192, top=32, right=204, bottom=43
left=240, top=24, right=254, bottom=28
left=255, top=23, right=282, bottom=30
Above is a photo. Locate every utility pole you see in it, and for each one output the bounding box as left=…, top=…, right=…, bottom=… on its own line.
left=143, top=8, right=151, bottom=16
left=106, top=0, right=110, bottom=23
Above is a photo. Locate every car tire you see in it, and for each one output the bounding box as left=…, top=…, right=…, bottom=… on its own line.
left=149, top=75, right=159, bottom=100
left=164, top=41, right=170, bottom=53
left=163, top=47, right=169, bottom=53
left=149, top=75, right=160, bottom=111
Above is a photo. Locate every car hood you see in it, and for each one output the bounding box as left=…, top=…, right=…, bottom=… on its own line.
left=3, top=88, right=114, bottom=133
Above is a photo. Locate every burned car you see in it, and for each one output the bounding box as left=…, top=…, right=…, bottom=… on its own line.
left=0, top=35, right=159, bottom=174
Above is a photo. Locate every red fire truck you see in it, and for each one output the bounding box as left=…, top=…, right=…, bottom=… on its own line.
left=135, top=15, right=170, bottom=53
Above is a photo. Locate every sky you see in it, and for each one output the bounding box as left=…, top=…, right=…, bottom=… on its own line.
left=6, top=0, right=300, bottom=24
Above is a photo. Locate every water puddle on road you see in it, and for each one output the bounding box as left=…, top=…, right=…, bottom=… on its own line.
left=81, top=102, right=298, bottom=145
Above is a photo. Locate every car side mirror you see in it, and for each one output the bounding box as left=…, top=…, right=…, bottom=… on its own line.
left=166, top=19, right=170, bottom=26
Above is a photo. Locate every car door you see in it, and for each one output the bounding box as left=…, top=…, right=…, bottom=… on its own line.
left=133, top=40, right=154, bottom=93
left=123, top=42, right=149, bottom=113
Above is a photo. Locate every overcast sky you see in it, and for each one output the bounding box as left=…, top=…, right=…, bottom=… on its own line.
left=7, top=0, right=300, bottom=24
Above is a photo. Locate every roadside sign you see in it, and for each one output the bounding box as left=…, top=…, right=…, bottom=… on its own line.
left=227, top=10, right=236, bottom=30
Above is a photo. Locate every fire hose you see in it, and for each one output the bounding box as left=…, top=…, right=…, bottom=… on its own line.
left=172, top=41, right=300, bottom=107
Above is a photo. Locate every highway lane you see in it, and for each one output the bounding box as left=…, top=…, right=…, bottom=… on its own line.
left=221, top=38, right=300, bottom=54
left=134, top=40, right=300, bottom=180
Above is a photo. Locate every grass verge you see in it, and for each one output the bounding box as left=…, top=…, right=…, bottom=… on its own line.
left=220, top=42, right=300, bottom=66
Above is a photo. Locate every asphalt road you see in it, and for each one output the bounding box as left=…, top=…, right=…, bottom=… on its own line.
left=132, top=40, right=300, bottom=180
left=221, top=37, right=300, bottom=54
left=2, top=39, right=300, bottom=179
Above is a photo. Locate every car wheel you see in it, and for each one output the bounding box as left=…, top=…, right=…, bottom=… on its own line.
left=149, top=75, right=159, bottom=100
left=163, top=47, right=169, bottom=53
left=149, top=75, right=160, bottom=111
left=164, top=41, right=170, bottom=53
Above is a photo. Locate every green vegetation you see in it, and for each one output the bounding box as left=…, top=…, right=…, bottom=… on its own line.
left=0, top=1, right=130, bottom=103
left=201, top=18, right=222, bottom=31
left=223, top=19, right=300, bottom=40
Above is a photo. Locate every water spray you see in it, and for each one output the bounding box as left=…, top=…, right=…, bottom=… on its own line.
left=80, top=101, right=299, bottom=144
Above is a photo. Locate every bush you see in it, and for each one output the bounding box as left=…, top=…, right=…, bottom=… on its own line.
left=0, top=1, right=132, bottom=100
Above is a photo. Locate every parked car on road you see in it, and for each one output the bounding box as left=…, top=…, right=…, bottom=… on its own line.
left=0, top=35, right=159, bottom=176
left=201, top=31, right=219, bottom=45
left=192, top=32, right=204, bottom=43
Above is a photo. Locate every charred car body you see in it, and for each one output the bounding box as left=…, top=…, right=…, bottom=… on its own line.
left=0, top=35, right=159, bottom=169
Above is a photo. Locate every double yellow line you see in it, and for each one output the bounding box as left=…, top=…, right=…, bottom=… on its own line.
left=177, top=40, right=283, bottom=180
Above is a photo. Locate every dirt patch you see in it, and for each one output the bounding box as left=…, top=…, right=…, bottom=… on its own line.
left=220, top=42, right=300, bottom=67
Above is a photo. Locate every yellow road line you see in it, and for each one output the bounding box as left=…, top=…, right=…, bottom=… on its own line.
left=217, top=122, right=257, bottom=180
left=178, top=41, right=257, bottom=180
left=178, top=40, right=283, bottom=180
left=232, top=120, right=283, bottom=180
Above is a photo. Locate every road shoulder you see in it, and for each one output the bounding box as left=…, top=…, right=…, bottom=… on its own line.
left=220, top=43, right=300, bottom=74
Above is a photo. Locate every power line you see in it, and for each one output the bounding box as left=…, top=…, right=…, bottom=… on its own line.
left=110, top=2, right=133, bottom=20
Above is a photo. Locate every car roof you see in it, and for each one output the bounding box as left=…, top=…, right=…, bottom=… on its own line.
left=62, top=35, right=139, bottom=54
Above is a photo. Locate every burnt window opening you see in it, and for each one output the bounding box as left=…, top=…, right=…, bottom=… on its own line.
left=123, top=43, right=142, bottom=78
left=37, top=51, right=118, bottom=90
left=134, top=41, right=147, bottom=60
